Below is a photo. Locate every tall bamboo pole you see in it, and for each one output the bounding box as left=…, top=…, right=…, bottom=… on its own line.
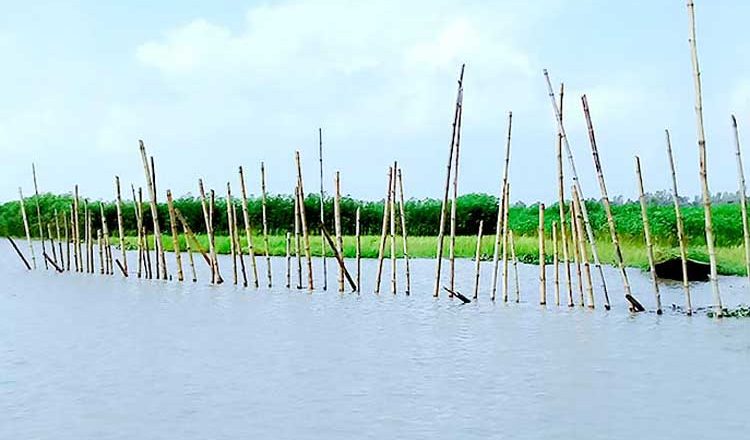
left=233, top=200, right=248, bottom=288
left=553, top=221, right=560, bottom=306
left=510, top=230, right=521, bottom=302
left=572, top=186, right=595, bottom=308
left=285, top=231, right=291, bottom=289
left=334, top=171, right=344, bottom=292
left=150, top=156, right=161, bottom=279
left=473, top=220, right=483, bottom=300
left=199, top=179, right=220, bottom=284
left=131, top=185, right=144, bottom=278
left=139, top=141, right=167, bottom=280
left=74, top=185, right=82, bottom=272
left=319, top=128, right=328, bottom=291
left=556, top=83, right=573, bottom=307
left=390, top=161, right=398, bottom=295
left=569, top=198, right=584, bottom=307
left=582, top=95, right=636, bottom=304
left=18, top=188, right=36, bottom=270
left=31, top=164, right=48, bottom=269
left=166, top=190, right=184, bottom=282
left=397, top=168, right=411, bottom=295
left=539, top=203, right=546, bottom=305
left=227, top=183, right=238, bottom=285
left=210, top=190, right=222, bottom=284
left=635, top=157, right=662, bottom=314
left=294, top=152, right=314, bottom=290
left=63, top=209, right=70, bottom=271
left=501, top=183, right=511, bottom=302
left=492, top=111, right=513, bottom=302
left=731, top=115, right=750, bottom=287
left=84, top=201, right=91, bottom=273
left=375, top=167, right=392, bottom=293
left=294, top=185, right=302, bottom=289
left=434, top=64, right=465, bottom=298
left=355, top=207, right=361, bottom=293
left=544, top=70, right=610, bottom=309
left=238, top=166, right=260, bottom=288
left=115, top=176, right=128, bottom=276
left=449, top=104, right=463, bottom=295
left=664, top=130, right=692, bottom=313
left=687, top=0, right=722, bottom=311
left=260, top=162, right=273, bottom=288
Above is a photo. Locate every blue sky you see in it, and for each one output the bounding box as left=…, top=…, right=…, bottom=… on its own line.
left=2, top=0, right=750, bottom=204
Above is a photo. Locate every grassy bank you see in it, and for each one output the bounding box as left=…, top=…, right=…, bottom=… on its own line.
left=126, top=233, right=748, bottom=277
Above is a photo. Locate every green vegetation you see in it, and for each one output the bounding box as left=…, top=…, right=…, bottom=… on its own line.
left=2, top=192, right=749, bottom=276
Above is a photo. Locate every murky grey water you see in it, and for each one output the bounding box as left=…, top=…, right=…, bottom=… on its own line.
left=1, top=247, right=749, bottom=439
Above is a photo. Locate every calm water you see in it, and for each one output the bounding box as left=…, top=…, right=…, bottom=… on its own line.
left=1, top=247, right=749, bottom=439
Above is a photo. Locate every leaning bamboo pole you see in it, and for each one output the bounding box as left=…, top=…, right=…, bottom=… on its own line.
left=227, top=184, right=238, bottom=285
left=731, top=115, right=750, bottom=288
left=635, top=157, right=662, bottom=314
left=664, top=131, right=692, bottom=314
left=31, top=164, right=48, bottom=270
left=260, top=162, right=273, bottom=288
left=115, top=176, right=128, bottom=276
left=569, top=198, right=584, bottom=307
left=173, top=207, right=211, bottom=269
left=510, top=230, right=521, bottom=302
left=318, top=128, right=328, bottom=291
left=143, top=226, right=152, bottom=279
left=166, top=190, right=184, bottom=282
left=7, top=236, right=31, bottom=270
left=449, top=104, right=463, bottom=295
left=539, top=203, right=546, bottom=305
left=374, top=167, right=392, bottom=294
left=334, top=171, right=344, bottom=292
left=18, top=187, right=36, bottom=270
left=492, top=111, right=513, bottom=302
left=238, top=166, right=260, bottom=288
left=139, top=141, right=167, bottom=280
left=355, top=207, right=361, bottom=293
left=294, top=185, right=302, bottom=289
left=285, top=231, right=291, bottom=289
left=294, top=152, right=314, bottom=290
left=687, top=0, right=722, bottom=312
left=473, top=220, right=483, bottom=300
left=233, top=201, right=248, bottom=288
left=210, top=190, right=223, bottom=284
left=47, top=223, right=57, bottom=264
left=501, top=183, right=511, bottom=302
left=553, top=221, right=560, bottom=306
left=582, top=95, right=636, bottom=305
left=556, top=83, right=573, bottom=307
left=544, top=70, right=610, bottom=309
left=434, top=64, right=465, bottom=298
left=397, top=168, right=411, bottom=295
left=572, top=186, right=595, bottom=308
left=183, top=220, right=197, bottom=282
left=390, top=161, right=398, bottom=295
left=199, top=179, right=221, bottom=284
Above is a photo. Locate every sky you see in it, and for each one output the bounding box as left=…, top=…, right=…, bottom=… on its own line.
left=2, top=0, right=750, bottom=204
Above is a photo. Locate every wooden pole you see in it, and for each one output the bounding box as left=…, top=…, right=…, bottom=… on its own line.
left=319, top=128, right=328, bottom=291
left=84, top=201, right=90, bottom=273
left=183, top=220, right=198, bottom=282
left=492, top=111, right=513, bottom=302
left=115, top=176, right=128, bottom=276
left=390, top=161, right=398, bottom=295
left=166, top=190, right=184, bottom=282
left=449, top=103, right=463, bottom=295
left=47, top=223, right=57, bottom=264
left=334, top=171, right=344, bottom=292
left=7, top=237, right=31, bottom=270
left=294, top=185, right=302, bottom=289
left=501, top=182, right=511, bottom=302
left=582, top=95, right=637, bottom=304
left=43, top=252, right=63, bottom=273
left=556, top=83, right=574, bottom=307
left=572, top=186, right=595, bottom=308
left=238, top=166, right=260, bottom=288
left=260, top=162, right=273, bottom=288
left=98, top=229, right=104, bottom=275
left=227, top=183, right=238, bottom=285
left=397, top=168, right=411, bottom=295
left=374, top=167, right=392, bottom=293
left=174, top=207, right=211, bottom=268
left=143, top=226, right=152, bottom=279
left=321, top=225, right=357, bottom=291
left=569, top=198, right=584, bottom=307
left=99, top=203, right=113, bottom=275
left=539, top=203, right=546, bottom=305
left=434, top=64, right=465, bottom=298
left=55, top=210, right=64, bottom=269
left=553, top=221, right=560, bottom=306
left=63, top=209, right=70, bottom=271
left=233, top=202, right=248, bottom=288
left=31, top=164, right=48, bottom=269
left=473, top=220, right=483, bottom=300
left=210, top=189, right=223, bottom=284
left=687, top=0, right=722, bottom=312
left=544, top=70, right=610, bottom=309
left=74, top=186, right=82, bottom=272
left=731, top=115, right=750, bottom=288
left=294, top=152, right=314, bottom=290
left=665, top=130, right=692, bottom=314
left=139, top=141, right=167, bottom=280
left=285, top=231, right=291, bottom=289
left=509, top=230, right=521, bottom=302
left=150, top=156, right=162, bottom=279
left=131, top=185, right=143, bottom=278
left=635, top=156, right=662, bottom=314
left=18, top=187, right=36, bottom=270
left=199, top=179, right=221, bottom=284
left=355, top=207, right=361, bottom=293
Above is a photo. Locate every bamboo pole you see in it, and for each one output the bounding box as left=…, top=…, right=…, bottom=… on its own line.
left=166, top=190, right=184, bottom=282
left=99, top=203, right=113, bottom=275
left=84, top=201, right=90, bottom=273
left=55, top=210, right=63, bottom=269
left=572, top=186, right=595, bottom=308
left=539, top=203, right=546, bottom=305
left=210, top=190, right=223, bottom=284
left=731, top=115, right=750, bottom=288
left=98, top=229, right=104, bottom=275
left=238, top=166, right=260, bottom=288
left=502, top=182, right=511, bottom=302
left=687, top=0, right=722, bottom=312
left=74, top=186, right=82, bottom=272
left=556, top=83, right=573, bottom=307
left=139, top=141, right=167, bottom=280
left=7, top=237, right=31, bottom=270
left=233, top=202, right=248, bottom=288
left=509, top=230, right=521, bottom=302
left=390, top=161, right=398, bottom=295
left=131, top=185, right=143, bottom=278
left=115, top=176, right=128, bottom=276
left=492, top=111, right=513, bottom=302
left=285, top=231, right=291, bottom=289
left=183, top=220, right=197, bottom=282
left=397, top=168, right=411, bottom=295
left=294, top=153, right=314, bottom=290
left=43, top=252, right=63, bottom=273
left=374, top=167, right=393, bottom=293
left=151, top=156, right=162, bottom=279
left=260, top=162, right=273, bottom=288
left=18, top=187, right=36, bottom=270
left=227, top=184, right=238, bottom=285
left=173, top=207, right=211, bottom=268
left=198, top=179, right=221, bottom=284
left=334, top=171, right=344, bottom=292
left=569, top=199, right=584, bottom=307
left=143, top=226, right=152, bottom=279
left=63, top=209, right=70, bottom=271
left=434, top=64, right=465, bottom=298
left=665, top=131, right=692, bottom=313
left=321, top=225, right=357, bottom=291
left=319, top=128, right=328, bottom=291
left=635, top=156, right=662, bottom=314
left=544, top=70, right=610, bottom=309
left=449, top=103, right=463, bottom=295
left=355, top=207, right=361, bottom=293
left=294, top=185, right=302, bottom=289
left=473, top=220, right=483, bottom=300
left=582, top=95, right=636, bottom=304
left=31, top=164, right=48, bottom=270
left=553, top=221, right=560, bottom=306
left=47, top=223, right=57, bottom=264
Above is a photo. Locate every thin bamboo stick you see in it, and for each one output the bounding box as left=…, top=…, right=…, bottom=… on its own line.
left=227, top=184, right=238, bottom=285
left=166, top=190, right=184, bottom=282
left=98, top=229, right=104, bottom=275
left=473, top=220, right=483, bottom=300
left=539, top=203, right=546, bottom=305
left=47, top=223, right=57, bottom=264
left=84, top=201, right=90, bottom=273
left=99, top=203, right=113, bottom=275
left=665, top=130, right=692, bottom=314
left=31, top=164, right=48, bottom=270
left=355, top=207, right=361, bottom=293
left=150, top=156, right=162, bottom=279
left=321, top=225, right=357, bottom=291
left=493, top=112, right=513, bottom=301
left=139, top=141, right=167, bottom=280
left=174, top=208, right=211, bottom=268
left=731, top=115, right=750, bottom=289
left=63, top=209, right=70, bottom=271
left=510, top=230, right=520, bottom=302
left=55, top=210, right=63, bottom=269
left=115, top=176, right=128, bottom=276
left=434, top=64, right=465, bottom=298
left=319, top=128, right=328, bottom=291
left=553, top=221, right=560, bottom=306
left=334, top=171, right=344, bottom=292
left=397, top=168, right=411, bottom=295
left=131, top=185, right=143, bottom=278
left=238, top=166, right=260, bottom=288
left=687, top=0, right=722, bottom=312
left=635, top=156, right=662, bottom=314
left=582, top=95, right=636, bottom=305
left=210, top=190, right=223, bottom=284
left=285, top=231, right=291, bottom=289
left=375, top=167, right=393, bottom=293
left=294, top=185, right=302, bottom=289
left=502, top=182, right=511, bottom=302
left=74, top=185, right=82, bottom=272
left=233, top=202, right=248, bottom=288
left=572, top=186, right=595, bottom=308
left=390, top=161, right=398, bottom=295
left=18, top=187, right=36, bottom=270
left=449, top=104, right=463, bottom=295
left=7, top=237, right=31, bottom=270
left=294, top=153, right=314, bottom=290
left=144, top=226, right=152, bottom=279
left=544, top=70, right=610, bottom=309
left=260, top=162, right=273, bottom=288
left=198, top=179, right=220, bottom=284
left=183, top=220, right=197, bottom=282
left=569, top=199, right=584, bottom=307
left=556, top=83, right=573, bottom=307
